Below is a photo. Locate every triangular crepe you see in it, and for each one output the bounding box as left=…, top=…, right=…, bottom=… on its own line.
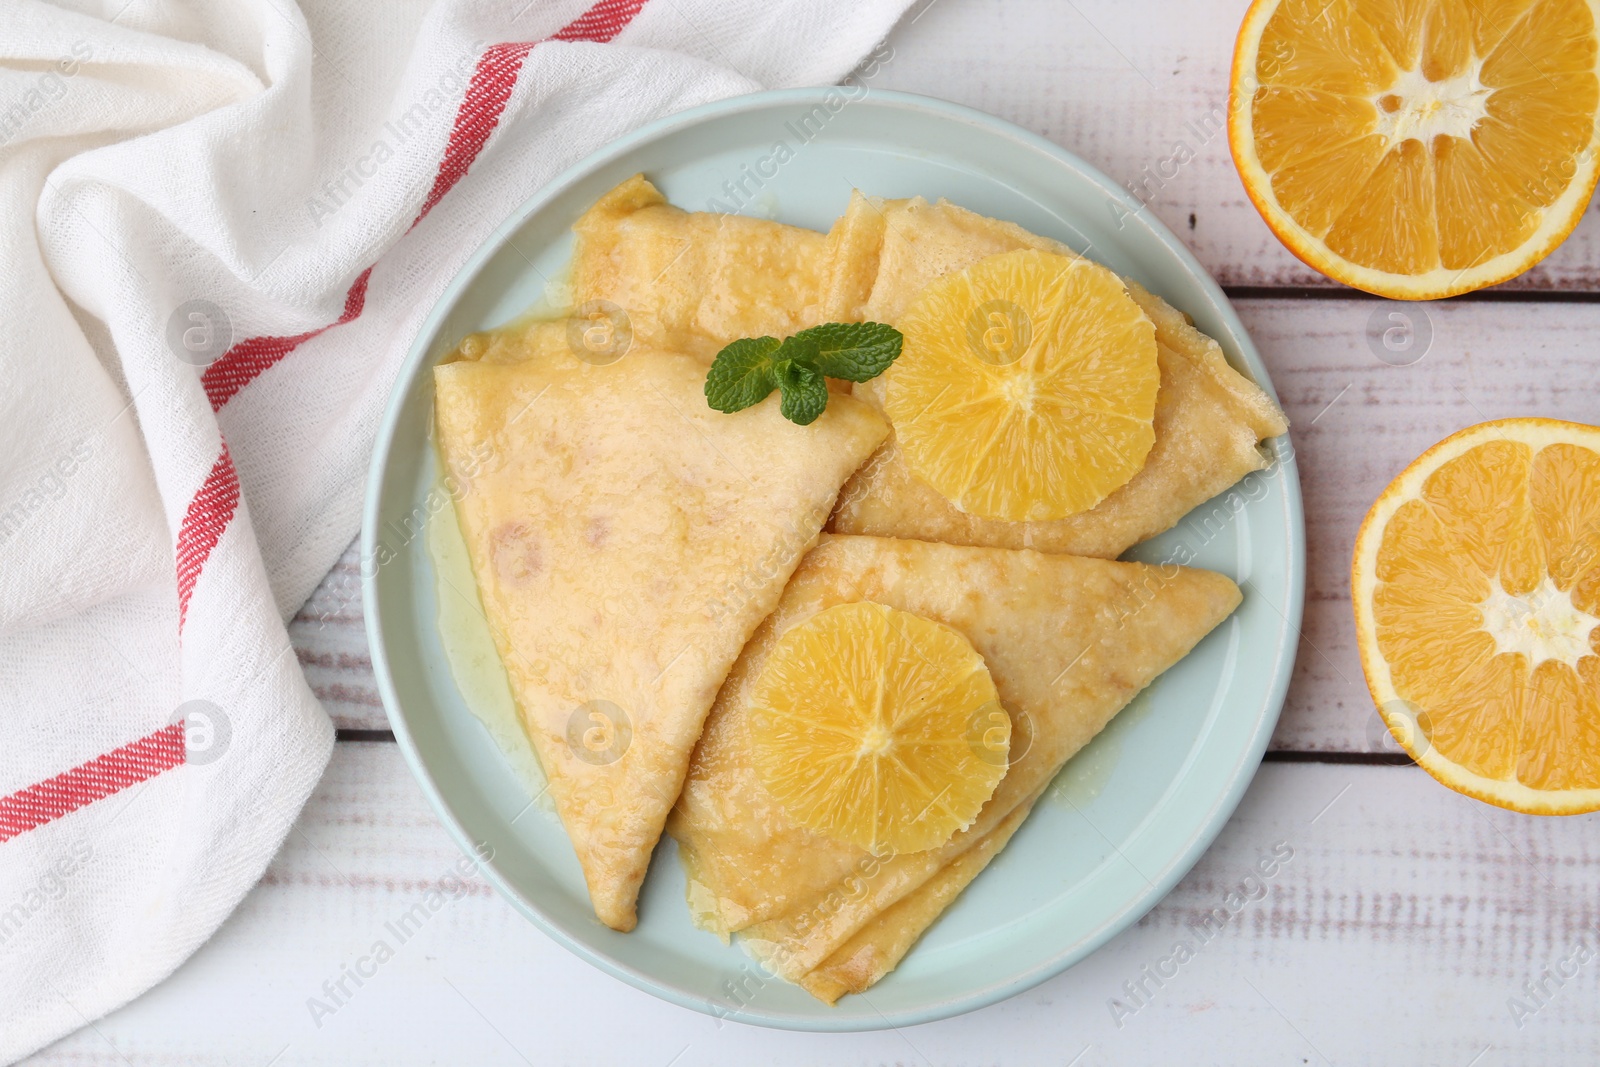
left=667, top=533, right=1241, bottom=983
left=434, top=336, right=888, bottom=930
left=571, top=174, right=836, bottom=360
left=825, top=193, right=1289, bottom=558
left=798, top=785, right=1045, bottom=1005
left=569, top=178, right=1288, bottom=560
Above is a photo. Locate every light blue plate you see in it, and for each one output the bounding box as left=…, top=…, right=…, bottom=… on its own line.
left=363, top=88, right=1305, bottom=1032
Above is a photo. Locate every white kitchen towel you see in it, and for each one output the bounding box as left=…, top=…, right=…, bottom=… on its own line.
left=0, top=0, right=911, bottom=1059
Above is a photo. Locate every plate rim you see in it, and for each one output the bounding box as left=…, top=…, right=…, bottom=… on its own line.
left=362, top=85, right=1307, bottom=1033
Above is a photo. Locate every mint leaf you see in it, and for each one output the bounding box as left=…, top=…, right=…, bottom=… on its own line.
left=800, top=321, right=902, bottom=382
left=705, top=336, right=783, bottom=412
left=704, top=321, right=902, bottom=425
left=776, top=360, right=829, bottom=426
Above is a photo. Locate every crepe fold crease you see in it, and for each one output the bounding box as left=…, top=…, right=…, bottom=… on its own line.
left=434, top=338, right=887, bottom=930
left=497, top=173, right=1284, bottom=993
left=570, top=176, right=1288, bottom=559
left=668, top=534, right=1242, bottom=988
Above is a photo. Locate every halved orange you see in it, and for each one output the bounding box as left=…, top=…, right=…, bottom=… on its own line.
left=1353, top=418, right=1600, bottom=812
left=1230, top=0, right=1600, bottom=299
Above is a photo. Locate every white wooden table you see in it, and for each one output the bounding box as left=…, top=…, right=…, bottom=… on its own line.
left=27, top=1, right=1600, bottom=1062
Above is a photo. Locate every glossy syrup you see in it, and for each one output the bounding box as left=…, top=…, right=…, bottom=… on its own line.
left=425, top=476, right=554, bottom=814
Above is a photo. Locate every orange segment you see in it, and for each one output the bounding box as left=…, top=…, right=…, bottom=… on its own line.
left=1519, top=659, right=1600, bottom=790
left=1270, top=136, right=1392, bottom=236
left=1480, top=73, right=1600, bottom=205
left=1463, top=0, right=1542, bottom=58
left=1420, top=0, right=1476, bottom=79
left=1482, top=0, right=1597, bottom=84
left=1531, top=443, right=1600, bottom=585
left=1323, top=136, right=1440, bottom=276
left=1354, top=418, right=1600, bottom=813
left=1362, top=0, right=1431, bottom=68
left=1432, top=135, right=1538, bottom=270
left=1230, top=0, right=1600, bottom=299
left=1256, top=0, right=1400, bottom=93
left=746, top=602, right=1008, bottom=855
left=1425, top=654, right=1527, bottom=780
left=884, top=250, right=1159, bottom=522
left=1252, top=88, right=1380, bottom=172
left=1418, top=438, right=1545, bottom=591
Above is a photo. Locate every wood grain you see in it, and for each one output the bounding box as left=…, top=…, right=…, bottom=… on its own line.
left=289, top=551, right=379, bottom=730
left=23, top=744, right=1600, bottom=1065
left=91, top=1, right=1600, bottom=1061
left=1242, top=298, right=1600, bottom=751
left=286, top=0, right=1600, bottom=744
left=291, top=298, right=1600, bottom=751
left=872, top=0, right=1600, bottom=293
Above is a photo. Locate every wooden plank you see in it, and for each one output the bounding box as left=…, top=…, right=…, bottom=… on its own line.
left=35, top=4, right=1600, bottom=1063
left=23, top=744, right=1600, bottom=1064
left=289, top=550, right=376, bottom=731
left=289, top=0, right=1600, bottom=741
left=289, top=298, right=1600, bottom=750
left=870, top=0, right=1600, bottom=292
left=1239, top=297, right=1600, bottom=752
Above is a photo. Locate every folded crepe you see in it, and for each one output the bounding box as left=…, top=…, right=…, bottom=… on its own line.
left=668, top=534, right=1241, bottom=988
left=823, top=192, right=1289, bottom=557
left=569, top=178, right=1288, bottom=560
left=561, top=177, right=1268, bottom=985
left=434, top=329, right=887, bottom=930
left=572, top=174, right=837, bottom=360
left=799, top=785, right=1045, bottom=1005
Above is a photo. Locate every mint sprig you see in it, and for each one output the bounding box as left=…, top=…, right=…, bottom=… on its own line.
left=704, top=336, right=783, bottom=411
left=776, top=360, right=829, bottom=425
left=704, top=321, right=902, bottom=426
